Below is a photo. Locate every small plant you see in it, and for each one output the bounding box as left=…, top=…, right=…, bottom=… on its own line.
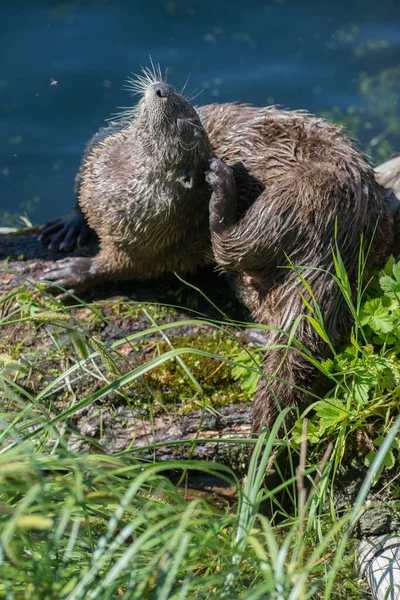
left=291, top=256, right=400, bottom=488
left=231, top=347, right=264, bottom=394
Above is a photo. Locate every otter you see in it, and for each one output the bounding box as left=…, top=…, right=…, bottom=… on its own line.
left=202, top=105, right=392, bottom=431
left=40, top=70, right=213, bottom=294
left=40, top=73, right=393, bottom=433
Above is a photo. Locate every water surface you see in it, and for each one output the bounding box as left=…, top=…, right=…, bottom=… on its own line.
left=1, top=0, right=399, bottom=225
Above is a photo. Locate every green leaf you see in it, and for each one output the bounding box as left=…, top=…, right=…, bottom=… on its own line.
left=351, top=369, right=377, bottom=404
left=353, top=381, right=370, bottom=404
left=291, top=419, right=320, bottom=444
left=237, top=371, right=260, bottom=394
left=373, top=332, right=397, bottom=345
left=314, top=398, right=348, bottom=428
left=393, top=438, right=400, bottom=451
left=359, top=298, right=394, bottom=333
left=379, top=275, right=400, bottom=299
left=382, top=255, right=396, bottom=276
left=365, top=449, right=395, bottom=471
left=305, top=316, right=330, bottom=344
left=381, top=450, right=395, bottom=470
left=231, top=349, right=263, bottom=394
left=379, top=367, right=397, bottom=391
left=320, top=358, right=335, bottom=374
left=392, top=261, right=400, bottom=282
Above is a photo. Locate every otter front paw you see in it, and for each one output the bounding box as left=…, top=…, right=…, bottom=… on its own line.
left=41, top=257, right=95, bottom=298
left=38, top=208, right=94, bottom=252
left=205, top=158, right=237, bottom=233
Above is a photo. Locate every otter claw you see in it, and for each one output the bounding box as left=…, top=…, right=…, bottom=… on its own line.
left=207, top=157, right=233, bottom=174
left=39, top=209, right=93, bottom=252
left=40, top=257, right=94, bottom=297
left=205, top=158, right=236, bottom=195
left=204, top=170, right=220, bottom=187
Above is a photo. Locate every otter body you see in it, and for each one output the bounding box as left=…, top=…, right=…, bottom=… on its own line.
left=42, top=79, right=212, bottom=293
left=40, top=81, right=393, bottom=432
left=200, top=103, right=392, bottom=430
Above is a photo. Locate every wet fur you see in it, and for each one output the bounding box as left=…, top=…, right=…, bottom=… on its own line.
left=61, top=77, right=213, bottom=289
left=198, top=103, right=392, bottom=431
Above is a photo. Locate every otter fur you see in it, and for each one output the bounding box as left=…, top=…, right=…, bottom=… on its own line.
left=201, top=104, right=392, bottom=431
left=40, top=72, right=393, bottom=433
left=41, top=70, right=213, bottom=293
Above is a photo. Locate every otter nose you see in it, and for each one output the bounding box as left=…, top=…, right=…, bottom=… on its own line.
left=151, top=82, right=171, bottom=98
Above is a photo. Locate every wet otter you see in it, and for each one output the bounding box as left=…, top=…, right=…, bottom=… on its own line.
left=41, top=70, right=213, bottom=294
left=201, top=104, right=392, bottom=431
left=40, top=75, right=393, bottom=433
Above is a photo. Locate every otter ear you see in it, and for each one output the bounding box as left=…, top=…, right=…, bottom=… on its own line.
left=177, top=170, right=194, bottom=189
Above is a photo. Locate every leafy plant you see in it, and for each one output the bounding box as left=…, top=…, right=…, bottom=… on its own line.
left=291, top=257, right=400, bottom=477
left=231, top=347, right=264, bottom=394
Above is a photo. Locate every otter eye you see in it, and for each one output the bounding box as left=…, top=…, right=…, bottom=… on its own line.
left=178, top=170, right=194, bottom=189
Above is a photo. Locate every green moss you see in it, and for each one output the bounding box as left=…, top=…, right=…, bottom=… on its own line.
left=145, top=332, right=256, bottom=411
left=0, top=285, right=255, bottom=420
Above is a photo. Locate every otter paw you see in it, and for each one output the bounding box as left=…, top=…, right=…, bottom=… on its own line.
left=205, top=157, right=235, bottom=191
left=236, top=327, right=271, bottom=348
left=38, top=209, right=93, bottom=252
left=40, top=257, right=94, bottom=298
left=205, top=158, right=237, bottom=231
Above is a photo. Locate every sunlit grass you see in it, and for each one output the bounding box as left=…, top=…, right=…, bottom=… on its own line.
left=0, top=246, right=399, bottom=598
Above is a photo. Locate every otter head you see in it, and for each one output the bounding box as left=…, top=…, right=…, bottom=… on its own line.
left=140, top=82, right=201, bottom=133
left=123, top=70, right=212, bottom=187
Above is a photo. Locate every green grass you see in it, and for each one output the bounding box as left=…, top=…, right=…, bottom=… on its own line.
left=0, top=251, right=400, bottom=599
left=0, top=414, right=398, bottom=599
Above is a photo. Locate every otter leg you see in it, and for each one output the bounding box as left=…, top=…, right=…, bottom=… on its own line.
left=41, top=256, right=102, bottom=297
left=206, top=159, right=288, bottom=271
left=206, top=158, right=237, bottom=233
left=38, top=205, right=94, bottom=252
left=41, top=250, right=134, bottom=298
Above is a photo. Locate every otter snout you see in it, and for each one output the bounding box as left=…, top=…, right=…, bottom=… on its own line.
left=149, top=82, right=171, bottom=99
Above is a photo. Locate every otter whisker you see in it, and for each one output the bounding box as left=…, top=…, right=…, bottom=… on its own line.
left=125, top=73, right=152, bottom=95
left=149, top=56, right=163, bottom=83
left=124, top=62, right=165, bottom=97
left=108, top=105, right=139, bottom=123
left=185, top=86, right=199, bottom=100
left=186, top=88, right=204, bottom=102
left=180, top=73, right=191, bottom=96
left=185, top=120, right=205, bottom=133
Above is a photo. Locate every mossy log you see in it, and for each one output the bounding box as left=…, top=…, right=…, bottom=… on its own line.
left=0, top=229, right=254, bottom=472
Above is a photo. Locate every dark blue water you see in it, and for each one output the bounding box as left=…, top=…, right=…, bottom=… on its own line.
left=1, top=0, right=399, bottom=226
